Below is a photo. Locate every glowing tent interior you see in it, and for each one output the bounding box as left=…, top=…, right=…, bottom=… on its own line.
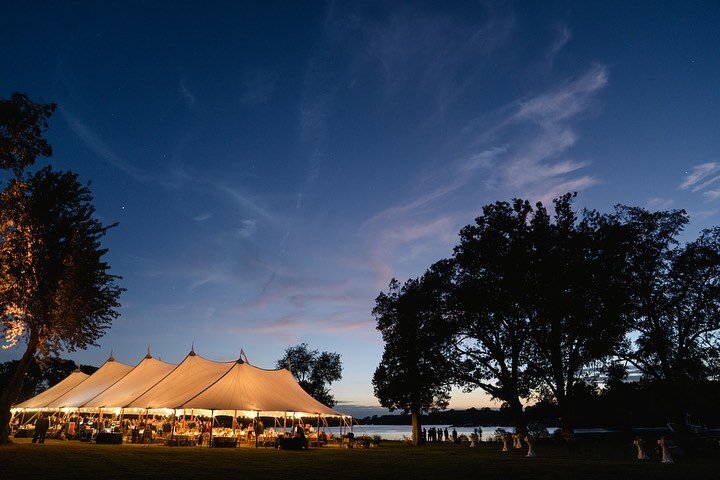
left=11, top=348, right=347, bottom=419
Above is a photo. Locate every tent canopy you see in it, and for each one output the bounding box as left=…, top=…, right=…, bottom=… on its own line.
left=46, top=356, right=133, bottom=409
left=13, top=369, right=89, bottom=410
left=82, top=353, right=176, bottom=411
left=12, top=349, right=347, bottom=418
left=180, top=360, right=339, bottom=417
left=125, top=350, right=234, bottom=412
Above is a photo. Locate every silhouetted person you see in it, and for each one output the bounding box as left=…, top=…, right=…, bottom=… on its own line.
left=422, top=428, right=427, bottom=443
left=452, top=428, right=457, bottom=443
left=33, top=414, right=50, bottom=444
left=444, top=428, right=449, bottom=442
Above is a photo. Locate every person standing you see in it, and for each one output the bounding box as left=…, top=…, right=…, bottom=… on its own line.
left=36, top=414, right=50, bottom=444
left=451, top=428, right=457, bottom=443
left=444, top=428, right=449, bottom=442
left=32, top=414, right=43, bottom=443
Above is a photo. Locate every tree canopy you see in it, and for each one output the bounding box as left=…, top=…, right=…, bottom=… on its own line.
left=373, top=261, right=455, bottom=445
left=0, top=92, right=123, bottom=444
left=0, top=93, right=56, bottom=176
left=276, top=343, right=342, bottom=407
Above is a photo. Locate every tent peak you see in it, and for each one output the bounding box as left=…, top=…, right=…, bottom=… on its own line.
left=108, top=349, right=115, bottom=362
left=238, top=348, right=249, bottom=364
left=145, top=346, right=152, bottom=359
left=189, top=341, right=196, bottom=356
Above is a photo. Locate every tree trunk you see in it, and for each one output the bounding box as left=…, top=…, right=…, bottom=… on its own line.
left=410, top=409, right=423, bottom=446
left=508, top=397, right=527, bottom=436
left=557, top=395, right=575, bottom=438
left=0, top=330, right=38, bottom=444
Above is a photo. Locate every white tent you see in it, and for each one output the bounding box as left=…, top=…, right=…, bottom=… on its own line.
left=81, top=351, right=176, bottom=412
left=125, top=349, right=234, bottom=413
left=13, top=369, right=89, bottom=410
left=45, top=355, right=134, bottom=410
left=11, top=349, right=348, bottom=419
left=180, top=359, right=340, bottom=417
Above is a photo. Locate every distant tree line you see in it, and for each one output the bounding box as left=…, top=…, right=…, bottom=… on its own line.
left=373, top=194, right=720, bottom=445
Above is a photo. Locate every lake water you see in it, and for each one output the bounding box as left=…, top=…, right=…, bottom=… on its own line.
left=324, top=425, right=619, bottom=441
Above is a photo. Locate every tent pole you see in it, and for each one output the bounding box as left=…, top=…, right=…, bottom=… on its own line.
left=283, top=411, right=287, bottom=435
left=254, top=411, right=259, bottom=448
left=316, top=415, right=320, bottom=448
left=209, top=410, right=215, bottom=448
left=232, top=410, right=237, bottom=439
left=171, top=410, right=178, bottom=445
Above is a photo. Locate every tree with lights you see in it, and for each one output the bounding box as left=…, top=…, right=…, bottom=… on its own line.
left=0, top=93, right=123, bottom=444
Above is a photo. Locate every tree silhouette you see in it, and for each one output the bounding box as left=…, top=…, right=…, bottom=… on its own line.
left=452, top=199, right=537, bottom=435
left=618, top=206, right=720, bottom=433
left=522, top=194, right=632, bottom=436
left=373, top=261, right=455, bottom=446
left=276, top=343, right=342, bottom=407
left=0, top=93, right=56, bottom=176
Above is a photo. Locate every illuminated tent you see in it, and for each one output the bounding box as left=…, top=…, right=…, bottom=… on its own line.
left=179, top=359, right=340, bottom=417
left=125, top=348, right=234, bottom=413
left=13, top=369, right=89, bottom=410
left=82, top=349, right=176, bottom=412
left=11, top=348, right=347, bottom=419
left=45, top=354, right=134, bottom=409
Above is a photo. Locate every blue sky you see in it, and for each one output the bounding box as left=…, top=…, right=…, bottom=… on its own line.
left=2, top=1, right=719, bottom=415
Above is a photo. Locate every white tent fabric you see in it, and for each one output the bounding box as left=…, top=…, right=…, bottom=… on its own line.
left=45, top=357, right=134, bottom=409
left=11, top=350, right=348, bottom=418
left=13, top=370, right=89, bottom=410
left=180, top=360, right=341, bottom=416
left=125, top=351, right=234, bottom=411
left=82, top=354, right=176, bottom=411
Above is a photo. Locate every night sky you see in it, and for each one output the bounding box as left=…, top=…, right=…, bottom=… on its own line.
left=2, top=1, right=719, bottom=415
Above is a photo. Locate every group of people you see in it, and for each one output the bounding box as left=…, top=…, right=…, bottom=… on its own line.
left=31, top=414, right=51, bottom=444
left=422, top=427, right=461, bottom=443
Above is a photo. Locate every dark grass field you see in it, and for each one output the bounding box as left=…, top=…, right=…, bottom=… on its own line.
left=1, top=438, right=717, bottom=480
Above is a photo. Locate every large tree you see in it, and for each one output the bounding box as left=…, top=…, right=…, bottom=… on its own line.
left=372, top=261, right=455, bottom=446
left=276, top=343, right=342, bottom=407
left=522, top=194, right=632, bottom=436
left=451, top=199, right=537, bottom=435
left=618, top=206, right=720, bottom=430
left=0, top=92, right=123, bottom=444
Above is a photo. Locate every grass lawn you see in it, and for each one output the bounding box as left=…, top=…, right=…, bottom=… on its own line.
left=1, top=438, right=716, bottom=480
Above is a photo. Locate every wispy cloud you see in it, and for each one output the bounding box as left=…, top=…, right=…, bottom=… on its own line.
left=193, top=212, right=213, bottom=222
left=680, top=162, right=720, bottom=203
left=61, top=108, right=156, bottom=182
left=680, top=162, right=720, bottom=190
left=179, top=79, right=197, bottom=109
left=646, top=197, right=675, bottom=210
left=546, top=25, right=571, bottom=62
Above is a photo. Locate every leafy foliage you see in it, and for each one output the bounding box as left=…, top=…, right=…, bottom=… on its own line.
left=452, top=198, right=537, bottom=433
left=0, top=167, right=124, bottom=357
left=0, top=93, right=56, bottom=176
left=372, top=263, right=455, bottom=416
left=276, top=343, right=342, bottom=407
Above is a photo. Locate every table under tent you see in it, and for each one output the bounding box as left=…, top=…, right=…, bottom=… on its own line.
left=10, top=348, right=353, bottom=448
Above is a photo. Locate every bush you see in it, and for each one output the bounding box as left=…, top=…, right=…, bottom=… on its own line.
left=527, top=421, right=550, bottom=438
left=371, top=434, right=382, bottom=446
left=493, top=428, right=510, bottom=442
